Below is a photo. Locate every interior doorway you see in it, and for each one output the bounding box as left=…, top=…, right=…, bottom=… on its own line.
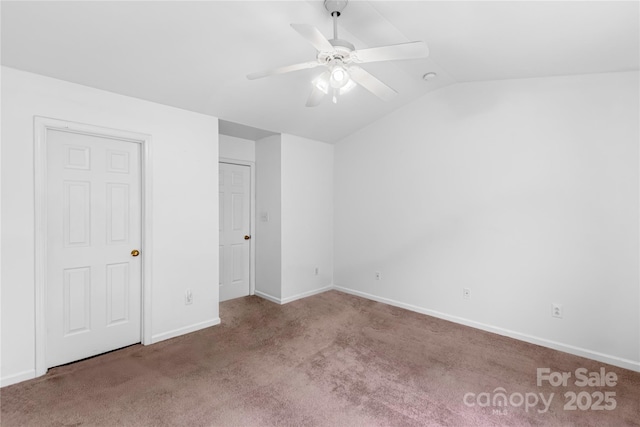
left=219, top=160, right=255, bottom=301
left=34, top=117, right=153, bottom=376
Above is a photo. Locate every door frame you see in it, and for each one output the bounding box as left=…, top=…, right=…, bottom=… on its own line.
left=219, top=158, right=256, bottom=296
left=34, top=116, right=153, bottom=377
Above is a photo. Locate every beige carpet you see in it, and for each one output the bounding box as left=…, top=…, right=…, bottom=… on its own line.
left=1, top=290, right=639, bottom=426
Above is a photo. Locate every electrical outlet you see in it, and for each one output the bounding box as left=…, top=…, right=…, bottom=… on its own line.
left=551, top=303, right=562, bottom=318
left=375, top=271, right=381, bottom=280
left=314, top=267, right=319, bottom=276
left=185, top=289, right=193, bottom=305
left=463, top=288, right=471, bottom=299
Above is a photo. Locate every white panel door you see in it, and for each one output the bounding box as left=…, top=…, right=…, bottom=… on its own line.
left=219, top=162, right=251, bottom=301
left=46, top=129, right=141, bottom=368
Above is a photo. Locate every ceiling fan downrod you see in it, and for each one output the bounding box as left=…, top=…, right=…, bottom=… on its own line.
left=325, top=0, right=348, bottom=40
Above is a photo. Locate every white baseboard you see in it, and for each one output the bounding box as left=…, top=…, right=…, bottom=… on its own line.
left=333, top=285, right=640, bottom=373
left=1, top=369, right=36, bottom=388
left=2, top=319, right=222, bottom=388
left=254, top=290, right=282, bottom=304
left=281, top=286, right=333, bottom=304
left=151, top=317, right=221, bottom=344
left=255, top=286, right=333, bottom=305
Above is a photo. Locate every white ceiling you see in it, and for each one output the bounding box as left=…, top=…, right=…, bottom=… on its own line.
left=2, top=1, right=638, bottom=143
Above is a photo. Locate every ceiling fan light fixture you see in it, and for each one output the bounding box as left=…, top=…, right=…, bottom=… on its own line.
left=329, top=61, right=350, bottom=89
left=339, top=78, right=356, bottom=95
left=313, top=73, right=330, bottom=94
left=332, top=67, right=346, bottom=82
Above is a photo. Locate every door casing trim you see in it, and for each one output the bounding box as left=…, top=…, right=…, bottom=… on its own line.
left=34, top=116, right=153, bottom=377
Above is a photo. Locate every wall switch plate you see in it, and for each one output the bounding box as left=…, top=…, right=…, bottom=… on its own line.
left=314, top=267, right=319, bottom=276
left=375, top=271, right=381, bottom=280
left=463, top=288, right=471, bottom=299
left=185, top=289, right=193, bottom=305
left=260, top=212, right=269, bottom=222
left=552, top=303, right=562, bottom=318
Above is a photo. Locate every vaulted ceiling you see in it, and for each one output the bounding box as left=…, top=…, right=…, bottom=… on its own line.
left=2, top=1, right=638, bottom=142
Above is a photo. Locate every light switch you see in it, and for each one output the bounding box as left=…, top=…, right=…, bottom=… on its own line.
left=260, top=212, right=270, bottom=222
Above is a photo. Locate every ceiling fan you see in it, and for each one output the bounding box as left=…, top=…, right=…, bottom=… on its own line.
left=247, top=0, right=429, bottom=107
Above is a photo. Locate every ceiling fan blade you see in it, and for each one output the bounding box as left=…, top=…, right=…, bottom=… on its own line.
left=306, top=85, right=326, bottom=107
left=353, top=41, right=429, bottom=63
left=247, top=61, right=322, bottom=80
left=291, top=23, right=335, bottom=52
left=348, top=66, right=397, bottom=102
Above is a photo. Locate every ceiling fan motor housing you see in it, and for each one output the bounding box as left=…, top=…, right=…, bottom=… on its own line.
left=318, top=41, right=355, bottom=65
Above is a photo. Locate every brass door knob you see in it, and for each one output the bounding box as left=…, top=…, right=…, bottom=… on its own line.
left=244, top=235, right=251, bottom=240
left=131, top=249, right=140, bottom=257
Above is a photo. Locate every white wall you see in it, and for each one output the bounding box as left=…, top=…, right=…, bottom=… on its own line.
left=219, top=134, right=255, bottom=162
left=1, top=67, right=220, bottom=386
left=334, top=71, right=640, bottom=371
left=281, top=134, right=333, bottom=302
left=255, top=135, right=282, bottom=300
left=255, top=134, right=334, bottom=303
